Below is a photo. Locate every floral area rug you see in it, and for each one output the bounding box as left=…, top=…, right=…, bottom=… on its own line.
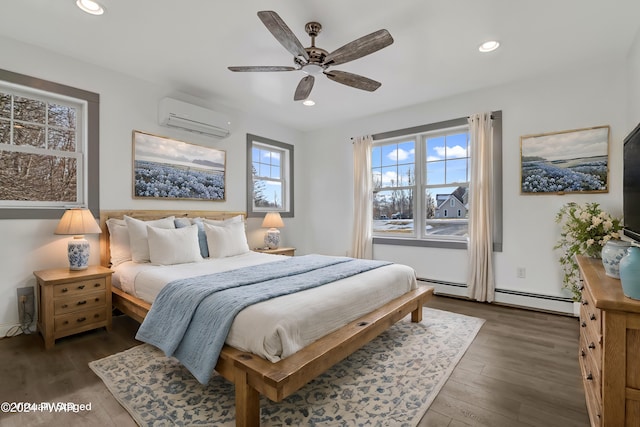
left=89, top=308, right=484, bottom=426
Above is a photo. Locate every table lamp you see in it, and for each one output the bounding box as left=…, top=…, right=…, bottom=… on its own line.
left=54, top=208, right=102, bottom=270
left=262, top=212, right=284, bottom=249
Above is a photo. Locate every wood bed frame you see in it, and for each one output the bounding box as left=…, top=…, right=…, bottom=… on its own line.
left=99, top=209, right=434, bottom=427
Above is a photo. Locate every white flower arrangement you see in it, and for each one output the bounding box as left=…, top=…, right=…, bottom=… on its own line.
left=554, top=202, right=622, bottom=300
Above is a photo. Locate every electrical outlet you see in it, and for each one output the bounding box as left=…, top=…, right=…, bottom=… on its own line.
left=517, top=267, right=526, bottom=279
left=17, top=287, right=35, bottom=330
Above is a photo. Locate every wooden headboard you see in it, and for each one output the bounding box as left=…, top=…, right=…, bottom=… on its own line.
left=99, top=210, right=246, bottom=268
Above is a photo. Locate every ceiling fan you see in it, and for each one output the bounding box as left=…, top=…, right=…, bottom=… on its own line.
left=228, top=11, right=394, bottom=101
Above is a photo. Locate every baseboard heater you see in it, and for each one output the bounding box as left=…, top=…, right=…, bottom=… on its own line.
left=417, top=278, right=574, bottom=314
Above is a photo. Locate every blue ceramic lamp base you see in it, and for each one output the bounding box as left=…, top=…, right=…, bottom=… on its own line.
left=68, top=236, right=90, bottom=270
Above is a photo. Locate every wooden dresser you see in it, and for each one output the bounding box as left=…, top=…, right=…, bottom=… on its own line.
left=34, top=265, right=113, bottom=349
left=577, top=255, right=640, bottom=426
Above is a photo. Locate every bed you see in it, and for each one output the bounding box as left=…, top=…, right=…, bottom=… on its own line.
left=99, top=209, right=433, bottom=427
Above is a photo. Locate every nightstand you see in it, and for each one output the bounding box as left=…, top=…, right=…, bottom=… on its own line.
left=33, top=265, right=113, bottom=349
left=254, top=247, right=296, bottom=256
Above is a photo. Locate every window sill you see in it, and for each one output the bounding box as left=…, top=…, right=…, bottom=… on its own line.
left=372, top=237, right=467, bottom=250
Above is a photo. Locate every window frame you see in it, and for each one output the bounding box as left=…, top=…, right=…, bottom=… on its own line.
left=246, top=133, right=294, bottom=218
left=0, top=69, right=100, bottom=219
left=372, top=112, right=503, bottom=251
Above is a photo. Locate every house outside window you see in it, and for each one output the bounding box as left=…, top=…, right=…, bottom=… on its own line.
left=0, top=69, right=99, bottom=219
left=246, top=134, right=294, bottom=218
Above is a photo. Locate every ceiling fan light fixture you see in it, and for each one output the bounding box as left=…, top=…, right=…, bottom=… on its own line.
left=302, top=99, right=315, bottom=106
left=301, top=64, right=324, bottom=76
left=478, top=40, right=500, bottom=53
left=76, top=0, right=104, bottom=15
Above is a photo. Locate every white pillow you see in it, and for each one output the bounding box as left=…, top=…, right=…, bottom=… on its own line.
left=204, top=221, right=250, bottom=258
left=124, top=215, right=175, bottom=263
left=147, top=224, right=203, bottom=265
left=106, top=218, right=131, bottom=266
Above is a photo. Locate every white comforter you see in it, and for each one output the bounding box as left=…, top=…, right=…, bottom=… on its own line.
left=113, top=252, right=417, bottom=362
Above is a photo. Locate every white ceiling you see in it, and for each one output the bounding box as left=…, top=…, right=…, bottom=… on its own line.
left=3, top=1, right=640, bottom=132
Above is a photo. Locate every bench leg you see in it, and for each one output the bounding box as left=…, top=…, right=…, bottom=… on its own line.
left=235, top=368, right=260, bottom=427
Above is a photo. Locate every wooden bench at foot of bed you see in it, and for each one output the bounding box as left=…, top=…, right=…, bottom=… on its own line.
left=112, top=285, right=433, bottom=427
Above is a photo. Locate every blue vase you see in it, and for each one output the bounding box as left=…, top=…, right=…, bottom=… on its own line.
left=619, top=246, right=640, bottom=300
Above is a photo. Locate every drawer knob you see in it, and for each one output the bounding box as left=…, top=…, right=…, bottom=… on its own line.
left=581, top=349, right=586, bottom=357
left=589, top=342, right=596, bottom=349
left=94, top=313, right=100, bottom=318
left=590, top=313, right=596, bottom=321
left=94, top=283, right=101, bottom=288
left=77, top=317, right=86, bottom=323
left=77, top=300, right=87, bottom=306
left=63, top=320, right=69, bottom=325
left=61, top=288, right=68, bottom=293
left=581, top=321, right=586, bottom=328
left=579, top=284, right=585, bottom=291
left=78, top=285, right=85, bottom=290
left=586, top=373, right=593, bottom=381
left=95, top=298, right=100, bottom=302
left=61, top=304, right=68, bottom=309
left=582, top=300, right=588, bottom=306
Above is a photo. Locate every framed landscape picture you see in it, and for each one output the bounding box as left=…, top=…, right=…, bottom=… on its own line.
left=132, top=130, right=226, bottom=200
left=520, top=126, right=609, bottom=194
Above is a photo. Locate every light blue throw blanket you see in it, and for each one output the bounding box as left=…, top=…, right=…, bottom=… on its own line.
left=135, top=254, right=391, bottom=384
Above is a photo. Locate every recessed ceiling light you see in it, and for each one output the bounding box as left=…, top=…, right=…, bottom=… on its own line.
left=478, top=40, right=500, bottom=53
left=76, top=0, right=105, bottom=15
left=302, top=99, right=315, bottom=106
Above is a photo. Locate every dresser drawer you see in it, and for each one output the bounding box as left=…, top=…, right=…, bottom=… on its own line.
left=54, top=291, right=106, bottom=315
left=54, top=307, right=107, bottom=333
left=580, top=286, right=601, bottom=336
left=53, top=278, right=106, bottom=297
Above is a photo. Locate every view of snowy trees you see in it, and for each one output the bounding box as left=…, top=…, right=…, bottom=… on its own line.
left=0, top=92, right=78, bottom=203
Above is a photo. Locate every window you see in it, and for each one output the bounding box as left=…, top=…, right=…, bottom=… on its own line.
left=0, top=69, right=99, bottom=219
left=246, top=134, right=294, bottom=217
left=371, top=113, right=503, bottom=250
left=373, top=125, right=469, bottom=240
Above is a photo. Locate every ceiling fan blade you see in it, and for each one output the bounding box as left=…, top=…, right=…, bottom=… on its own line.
left=228, top=66, right=296, bottom=72
left=294, top=75, right=315, bottom=101
left=325, top=70, right=382, bottom=92
left=324, top=29, right=394, bottom=66
left=258, top=11, right=310, bottom=61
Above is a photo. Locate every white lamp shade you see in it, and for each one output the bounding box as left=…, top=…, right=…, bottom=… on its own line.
left=261, top=212, right=284, bottom=228
left=55, top=208, right=102, bottom=236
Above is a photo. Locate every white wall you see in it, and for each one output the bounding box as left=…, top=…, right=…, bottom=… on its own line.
left=0, top=36, right=303, bottom=335
left=300, top=63, right=628, bottom=312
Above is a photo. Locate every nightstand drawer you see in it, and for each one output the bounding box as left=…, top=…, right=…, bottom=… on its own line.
left=54, top=307, right=107, bottom=333
left=53, top=278, right=106, bottom=297
left=54, top=291, right=106, bottom=315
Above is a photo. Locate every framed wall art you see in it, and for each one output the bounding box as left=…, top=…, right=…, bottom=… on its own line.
left=520, top=125, right=609, bottom=194
left=132, top=130, right=226, bottom=200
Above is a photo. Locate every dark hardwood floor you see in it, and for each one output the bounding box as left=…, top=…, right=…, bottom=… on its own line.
left=0, top=295, right=589, bottom=427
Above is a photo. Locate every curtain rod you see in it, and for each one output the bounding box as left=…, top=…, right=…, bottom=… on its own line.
left=349, top=113, right=497, bottom=142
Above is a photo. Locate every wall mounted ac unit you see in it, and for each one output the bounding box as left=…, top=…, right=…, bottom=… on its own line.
left=158, top=97, right=231, bottom=139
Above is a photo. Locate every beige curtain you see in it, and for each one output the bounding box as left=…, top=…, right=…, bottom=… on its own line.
left=351, top=135, right=374, bottom=259
left=467, top=113, right=495, bottom=302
